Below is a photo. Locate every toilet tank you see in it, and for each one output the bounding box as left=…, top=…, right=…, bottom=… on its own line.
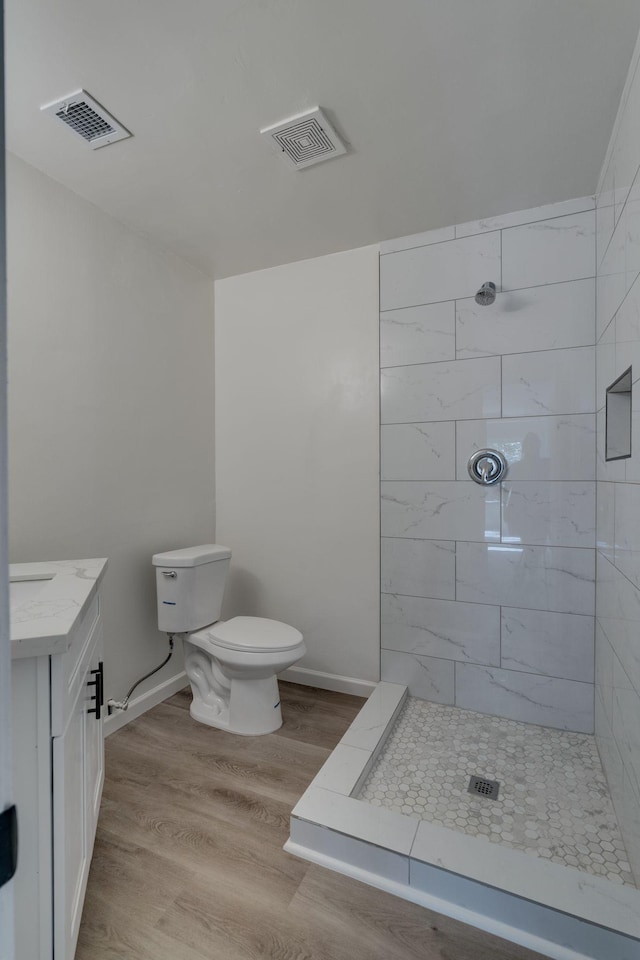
left=152, top=544, right=231, bottom=634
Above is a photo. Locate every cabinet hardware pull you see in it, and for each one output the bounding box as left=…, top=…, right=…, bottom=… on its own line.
left=88, top=661, right=104, bottom=720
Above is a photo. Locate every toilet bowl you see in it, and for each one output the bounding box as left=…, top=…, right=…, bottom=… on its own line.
left=184, top=616, right=305, bottom=735
left=152, top=545, right=305, bottom=736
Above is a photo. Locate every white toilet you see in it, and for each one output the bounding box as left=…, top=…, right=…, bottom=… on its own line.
left=152, top=544, right=305, bottom=735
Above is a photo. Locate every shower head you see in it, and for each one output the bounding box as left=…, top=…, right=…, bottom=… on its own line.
left=475, top=281, right=496, bottom=306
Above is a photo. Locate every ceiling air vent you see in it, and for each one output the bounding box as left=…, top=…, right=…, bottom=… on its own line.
left=40, top=90, right=131, bottom=150
left=260, top=107, right=347, bottom=170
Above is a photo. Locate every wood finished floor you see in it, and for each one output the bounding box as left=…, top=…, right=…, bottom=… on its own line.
left=76, top=683, right=547, bottom=960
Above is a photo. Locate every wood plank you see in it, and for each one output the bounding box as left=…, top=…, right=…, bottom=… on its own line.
left=97, top=786, right=308, bottom=909
left=102, top=740, right=295, bottom=838
left=77, top=894, right=207, bottom=960
left=78, top=832, right=186, bottom=926
left=107, top=714, right=330, bottom=806
left=290, top=864, right=548, bottom=960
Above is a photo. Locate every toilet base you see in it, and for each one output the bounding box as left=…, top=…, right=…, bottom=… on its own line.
left=189, top=673, right=284, bottom=736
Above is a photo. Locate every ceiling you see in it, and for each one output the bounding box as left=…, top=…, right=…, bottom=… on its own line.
left=6, top=0, right=640, bottom=279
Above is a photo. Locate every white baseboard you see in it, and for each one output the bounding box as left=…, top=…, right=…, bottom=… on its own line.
left=104, top=666, right=372, bottom=737
left=103, top=671, right=188, bottom=737
left=279, top=666, right=376, bottom=699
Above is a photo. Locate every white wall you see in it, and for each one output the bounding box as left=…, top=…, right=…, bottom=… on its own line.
left=214, top=246, right=380, bottom=686
left=595, top=29, right=640, bottom=884
left=6, top=153, right=215, bottom=705
left=379, top=200, right=597, bottom=732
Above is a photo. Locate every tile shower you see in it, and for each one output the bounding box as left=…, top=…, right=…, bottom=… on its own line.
left=380, top=201, right=597, bottom=733
left=372, top=193, right=640, bottom=891
left=290, top=192, right=640, bottom=954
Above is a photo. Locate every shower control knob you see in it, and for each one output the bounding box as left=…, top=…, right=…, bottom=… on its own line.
left=467, top=449, right=507, bottom=485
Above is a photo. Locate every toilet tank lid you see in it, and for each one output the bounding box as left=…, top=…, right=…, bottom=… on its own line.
left=152, top=544, right=231, bottom=567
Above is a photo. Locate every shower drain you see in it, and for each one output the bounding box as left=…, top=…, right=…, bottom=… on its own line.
left=468, top=775, right=500, bottom=800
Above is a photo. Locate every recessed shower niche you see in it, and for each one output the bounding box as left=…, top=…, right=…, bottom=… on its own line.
left=606, top=367, right=632, bottom=461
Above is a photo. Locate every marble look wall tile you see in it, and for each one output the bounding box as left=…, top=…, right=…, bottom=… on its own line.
left=455, top=663, right=594, bottom=732
left=380, top=231, right=501, bottom=311
left=501, top=481, right=596, bottom=548
left=380, top=650, right=455, bottom=704
left=615, top=269, right=640, bottom=346
left=501, top=607, right=594, bottom=682
left=380, top=224, right=455, bottom=255
left=502, top=211, right=596, bottom=291
left=380, top=422, right=455, bottom=480
left=597, top=481, right=615, bottom=561
left=614, top=481, right=640, bottom=589
left=381, top=481, right=500, bottom=542
left=455, top=196, right=595, bottom=239
left=595, top=620, right=615, bottom=730
left=456, top=279, right=595, bottom=360
left=381, top=537, right=455, bottom=600
left=502, top=346, right=596, bottom=417
left=381, top=357, right=501, bottom=424
left=624, top=164, right=640, bottom=290
left=381, top=593, right=500, bottom=665
left=380, top=301, right=455, bottom=368
left=596, top=406, right=625, bottom=482
left=456, top=541, right=595, bottom=614
left=613, top=657, right=640, bottom=797
left=596, top=552, right=640, bottom=698
left=597, top=206, right=627, bottom=340
left=597, top=166, right=616, bottom=268
left=596, top=320, right=616, bottom=413
left=456, top=414, right=596, bottom=482
left=620, top=768, right=640, bottom=884
left=595, top=692, right=624, bottom=818
left=615, top=276, right=640, bottom=396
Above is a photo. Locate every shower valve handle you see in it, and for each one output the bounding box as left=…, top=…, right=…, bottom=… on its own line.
left=468, top=449, right=507, bottom=485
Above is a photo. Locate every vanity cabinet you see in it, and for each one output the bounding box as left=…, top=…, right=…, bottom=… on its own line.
left=12, top=585, right=105, bottom=960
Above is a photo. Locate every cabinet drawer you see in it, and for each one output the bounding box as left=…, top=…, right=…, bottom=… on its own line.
left=51, top=594, right=100, bottom=737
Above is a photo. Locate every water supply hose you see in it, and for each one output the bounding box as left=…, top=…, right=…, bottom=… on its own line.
left=107, top=634, right=175, bottom=713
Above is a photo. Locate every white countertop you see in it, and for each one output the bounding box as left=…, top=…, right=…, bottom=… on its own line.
left=10, top=558, right=108, bottom=659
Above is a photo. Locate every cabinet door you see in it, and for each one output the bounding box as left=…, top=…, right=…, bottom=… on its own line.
left=11, top=657, right=52, bottom=960
left=52, top=632, right=102, bottom=960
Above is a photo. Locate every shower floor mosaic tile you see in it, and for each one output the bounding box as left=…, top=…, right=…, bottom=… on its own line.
left=359, top=698, right=636, bottom=887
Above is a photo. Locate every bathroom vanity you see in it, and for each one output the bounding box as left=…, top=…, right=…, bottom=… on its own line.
left=10, top=558, right=108, bottom=960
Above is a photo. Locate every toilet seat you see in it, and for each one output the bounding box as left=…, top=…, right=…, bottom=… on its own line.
left=206, top=616, right=303, bottom=654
